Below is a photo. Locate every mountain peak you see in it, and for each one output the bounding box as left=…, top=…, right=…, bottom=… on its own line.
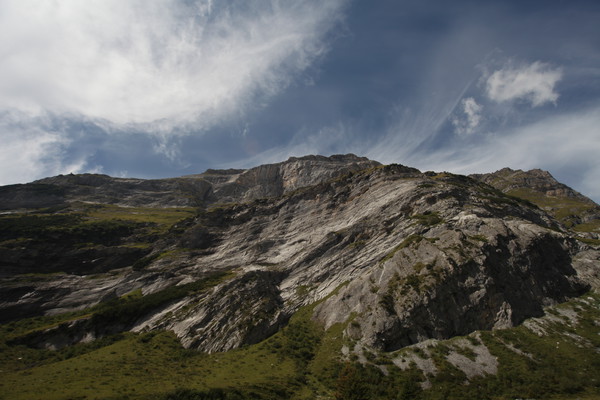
left=471, top=167, right=592, bottom=201
left=203, top=154, right=381, bottom=204
left=1, top=155, right=599, bottom=398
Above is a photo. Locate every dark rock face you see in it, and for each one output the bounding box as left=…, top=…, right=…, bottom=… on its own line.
left=0, top=155, right=598, bottom=353
left=314, top=221, right=586, bottom=351
left=0, top=183, right=67, bottom=210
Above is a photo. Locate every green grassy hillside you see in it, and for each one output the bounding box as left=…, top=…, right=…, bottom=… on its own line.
left=2, top=167, right=599, bottom=399
left=1, top=290, right=599, bottom=400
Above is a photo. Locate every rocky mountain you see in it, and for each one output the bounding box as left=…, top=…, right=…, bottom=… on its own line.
left=0, top=154, right=378, bottom=210
left=1, top=155, right=599, bottom=400
left=471, top=167, right=600, bottom=233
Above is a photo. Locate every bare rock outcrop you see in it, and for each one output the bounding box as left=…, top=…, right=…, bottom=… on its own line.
left=0, top=156, right=598, bottom=355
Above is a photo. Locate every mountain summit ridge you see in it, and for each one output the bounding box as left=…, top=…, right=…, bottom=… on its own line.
left=470, top=167, right=594, bottom=202
left=1, top=155, right=599, bottom=398
left=0, top=153, right=379, bottom=210
left=1, top=155, right=598, bottom=347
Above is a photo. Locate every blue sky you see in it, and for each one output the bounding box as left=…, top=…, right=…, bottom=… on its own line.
left=1, top=0, right=599, bottom=201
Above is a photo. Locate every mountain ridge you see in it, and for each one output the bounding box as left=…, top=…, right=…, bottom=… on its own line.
left=1, top=154, right=599, bottom=399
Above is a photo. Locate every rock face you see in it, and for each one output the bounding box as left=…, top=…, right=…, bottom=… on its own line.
left=0, top=154, right=378, bottom=210
left=471, top=167, right=600, bottom=234
left=314, top=217, right=584, bottom=351
left=0, top=155, right=598, bottom=354
left=470, top=167, right=596, bottom=203
left=192, top=153, right=380, bottom=203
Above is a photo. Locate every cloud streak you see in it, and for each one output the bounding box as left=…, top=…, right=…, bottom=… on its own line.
left=0, top=0, right=347, bottom=185
left=0, top=0, right=346, bottom=132
left=409, top=105, right=600, bottom=201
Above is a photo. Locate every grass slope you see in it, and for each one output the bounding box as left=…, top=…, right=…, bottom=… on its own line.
left=0, top=203, right=196, bottom=248
left=1, top=177, right=599, bottom=399
left=507, top=187, right=600, bottom=235
left=1, top=291, right=599, bottom=400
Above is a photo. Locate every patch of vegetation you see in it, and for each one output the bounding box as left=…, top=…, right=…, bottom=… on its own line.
left=206, top=203, right=238, bottom=214
left=413, top=261, right=434, bottom=273
left=347, top=240, right=367, bottom=249
left=576, top=237, right=600, bottom=246
left=431, top=172, right=455, bottom=180
left=475, top=183, right=538, bottom=209
left=280, top=315, right=322, bottom=367
left=384, top=268, right=428, bottom=301
left=160, top=386, right=291, bottom=400
left=0, top=204, right=197, bottom=249
left=84, top=203, right=196, bottom=221
left=466, top=335, right=481, bottom=346
left=295, top=285, right=311, bottom=297
left=84, top=204, right=197, bottom=234
left=402, top=274, right=422, bottom=294
left=2, top=290, right=599, bottom=400
left=507, top=187, right=600, bottom=233
left=132, top=252, right=162, bottom=270
left=411, top=346, right=428, bottom=359
left=379, top=292, right=396, bottom=314
left=380, top=235, right=424, bottom=263
left=479, top=194, right=520, bottom=208
left=68, top=219, right=139, bottom=245
left=453, top=344, right=477, bottom=361
left=331, top=360, right=426, bottom=400
left=411, top=211, right=443, bottom=226
left=0, top=213, right=83, bottom=242
left=469, top=234, right=488, bottom=243
left=573, top=222, right=600, bottom=234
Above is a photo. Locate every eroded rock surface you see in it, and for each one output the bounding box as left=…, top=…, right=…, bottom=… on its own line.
left=0, top=155, right=598, bottom=354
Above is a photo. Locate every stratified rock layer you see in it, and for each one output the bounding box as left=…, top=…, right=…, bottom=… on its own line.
left=0, top=156, right=598, bottom=353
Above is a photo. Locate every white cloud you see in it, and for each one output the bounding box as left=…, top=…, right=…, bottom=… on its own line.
left=452, top=97, right=482, bottom=135
left=0, top=0, right=346, bottom=184
left=0, top=0, right=346, bottom=133
left=0, top=113, right=88, bottom=184
left=485, top=61, right=562, bottom=107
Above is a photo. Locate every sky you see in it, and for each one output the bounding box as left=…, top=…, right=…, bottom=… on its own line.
left=1, top=0, right=599, bottom=202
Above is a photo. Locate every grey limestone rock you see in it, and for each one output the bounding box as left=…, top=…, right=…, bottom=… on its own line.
left=0, top=155, right=598, bottom=354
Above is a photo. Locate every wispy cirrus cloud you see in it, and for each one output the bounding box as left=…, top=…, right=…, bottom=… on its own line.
left=485, top=61, right=563, bottom=107
left=0, top=111, right=91, bottom=184
left=409, top=105, right=600, bottom=201
left=0, top=0, right=346, bottom=130
left=228, top=121, right=366, bottom=169
left=0, top=0, right=347, bottom=184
